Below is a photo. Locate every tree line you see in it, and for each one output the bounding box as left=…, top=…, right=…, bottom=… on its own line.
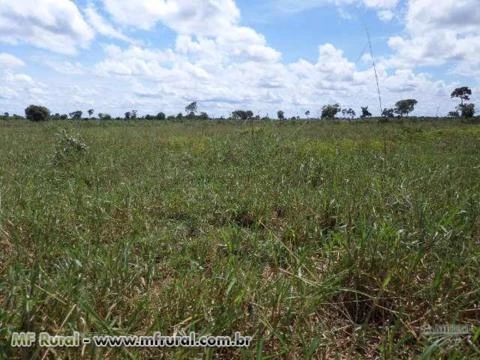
left=1, top=87, right=475, bottom=122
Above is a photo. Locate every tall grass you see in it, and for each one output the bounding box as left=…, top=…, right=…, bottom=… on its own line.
left=1, top=119, right=479, bottom=359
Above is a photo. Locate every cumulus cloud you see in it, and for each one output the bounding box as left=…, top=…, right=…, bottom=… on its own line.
left=0, top=0, right=94, bottom=55
left=102, top=0, right=240, bottom=36
left=91, top=36, right=457, bottom=117
left=0, top=0, right=474, bottom=117
left=84, top=3, right=134, bottom=43
left=386, top=0, right=480, bottom=78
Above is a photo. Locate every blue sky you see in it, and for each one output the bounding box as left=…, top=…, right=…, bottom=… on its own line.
left=0, top=0, right=478, bottom=117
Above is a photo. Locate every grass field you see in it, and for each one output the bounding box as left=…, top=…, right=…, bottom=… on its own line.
left=1, top=119, right=480, bottom=359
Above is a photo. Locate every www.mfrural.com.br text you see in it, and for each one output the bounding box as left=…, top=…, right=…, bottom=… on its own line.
left=11, top=332, right=253, bottom=348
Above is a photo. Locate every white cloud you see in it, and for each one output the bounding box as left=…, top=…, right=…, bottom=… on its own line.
left=84, top=4, right=134, bottom=43
left=363, top=0, right=398, bottom=9
left=42, top=59, right=86, bottom=75
left=91, top=37, right=458, bottom=117
left=386, top=0, right=480, bottom=79
left=0, top=53, right=25, bottom=68
left=0, top=0, right=475, bottom=118
left=0, top=0, right=94, bottom=55
left=102, top=0, right=240, bottom=36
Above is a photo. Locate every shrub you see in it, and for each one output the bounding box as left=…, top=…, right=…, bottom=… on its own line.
left=53, top=129, right=88, bottom=166
left=25, top=105, right=50, bottom=122
left=459, top=103, right=475, bottom=118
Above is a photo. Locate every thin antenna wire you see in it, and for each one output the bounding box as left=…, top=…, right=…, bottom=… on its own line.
left=355, top=42, right=369, bottom=64
left=363, top=21, right=383, bottom=115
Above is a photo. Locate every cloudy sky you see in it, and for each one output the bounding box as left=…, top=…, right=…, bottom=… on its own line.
left=0, top=0, right=478, bottom=117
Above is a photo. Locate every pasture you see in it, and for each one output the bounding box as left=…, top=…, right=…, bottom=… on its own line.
left=1, top=119, right=479, bottom=358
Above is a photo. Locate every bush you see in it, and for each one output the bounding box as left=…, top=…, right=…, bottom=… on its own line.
left=459, top=103, right=475, bottom=118
left=53, top=129, right=88, bottom=166
left=25, top=105, right=50, bottom=122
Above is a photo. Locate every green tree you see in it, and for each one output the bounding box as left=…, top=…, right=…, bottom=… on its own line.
left=394, top=99, right=417, bottom=117
left=321, top=104, right=340, bottom=119
left=360, top=106, right=372, bottom=119
left=382, top=108, right=395, bottom=118
left=342, top=108, right=356, bottom=119
left=25, top=105, right=50, bottom=122
left=451, top=87, right=475, bottom=118
left=451, top=87, right=472, bottom=106
left=459, top=103, right=475, bottom=118
left=277, top=110, right=285, bottom=120
left=232, top=110, right=253, bottom=121
left=199, top=112, right=209, bottom=120
left=185, top=101, right=198, bottom=114
left=69, top=111, right=82, bottom=120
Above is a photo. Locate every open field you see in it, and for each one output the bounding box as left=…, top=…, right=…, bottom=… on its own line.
left=1, top=119, right=480, bottom=359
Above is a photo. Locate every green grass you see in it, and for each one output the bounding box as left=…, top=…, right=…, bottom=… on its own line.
left=1, top=119, right=479, bottom=359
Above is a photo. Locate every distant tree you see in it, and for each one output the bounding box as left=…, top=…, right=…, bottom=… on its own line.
left=185, top=101, right=198, bottom=114
left=451, top=87, right=475, bottom=119
left=88, top=109, right=94, bottom=117
left=277, top=110, right=285, bottom=120
left=25, top=105, right=50, bottom=122
left=60, top=114, right=68, bottom=120
left=125, top=111, right=131, bottom=120
left=451, top=87, right=472, bottom=106
left=305, top=110, right=310, bottom=118
left=156, top=112, right=166, bottom=120
left=186, top=111, right=196, bottom=119
left=448, top=111, right=460, bottom=118
left=394, top=99, right=417, bottom=117
left=176, top=113, right=184, bottom=120
left=382, top=108, right=395, bottom=118
left=4, top=112, right=9, bottom=118
left=199, top=112, right=209, bottom=120
left=321, top=104, right=340, bottom=119
left=69, top=111, right=82, bottom=120
left=232, top=110, right=254, bottom=121
left=342, top=108, right=356, bottom=119
left=360, top=106, right=372, bottom=119
left=459, top=103, right=475, bottom=118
